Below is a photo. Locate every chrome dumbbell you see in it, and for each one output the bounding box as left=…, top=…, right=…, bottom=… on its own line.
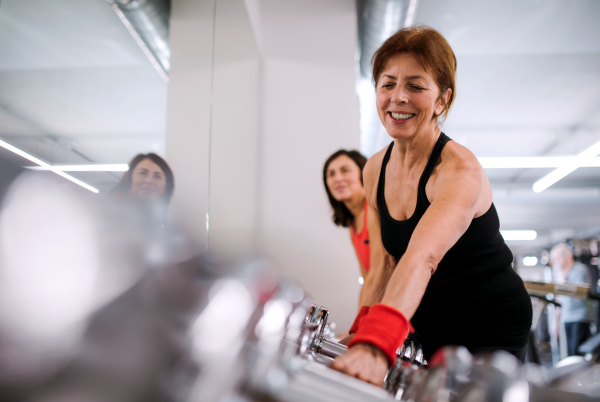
left=400, top=346, right=472, bottom=401
left=301, top=304, right=347, bottom=364
left=301, top=305, right=433, bottom=398
left=385, top=340, right=417, bottom=397
left=458, top=351, right=529, bottom=402
left=383, top=338, right=430, bottom=398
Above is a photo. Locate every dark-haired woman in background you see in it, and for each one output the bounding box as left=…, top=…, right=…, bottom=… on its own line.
left=110, top=153, right=175, bottom=226
left=323, top=150, right=371, bottom=293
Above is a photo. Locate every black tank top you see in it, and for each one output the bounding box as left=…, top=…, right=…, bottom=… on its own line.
left=377, top=133, right=532, bottom=359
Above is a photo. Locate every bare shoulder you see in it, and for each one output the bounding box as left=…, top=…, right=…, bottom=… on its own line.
left=439, top=140, right=483, bottom=178
left=434, top=140, right=492, bottom=214
left=363, top=148, right=387, bottom=200
left=363, top=148, right=386, bottom=182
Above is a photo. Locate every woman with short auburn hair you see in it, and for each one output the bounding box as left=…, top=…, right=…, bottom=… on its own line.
left=331, top=26, right=532, bottom=385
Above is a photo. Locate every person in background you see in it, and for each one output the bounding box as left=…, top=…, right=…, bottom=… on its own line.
left=109, top=153, right=175, bottom=226
left=550, top=243, right=594, bottom=356
left=323, top=150, right=370, bottom=283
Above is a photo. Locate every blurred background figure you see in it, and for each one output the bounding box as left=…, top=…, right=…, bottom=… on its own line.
left=0, top=155, right=24, bottom=206
left=109, top=153, right=175, bottom=227
left=323, top=150, right=370, bottom=282
left=550, top=243, right=595, bottom=356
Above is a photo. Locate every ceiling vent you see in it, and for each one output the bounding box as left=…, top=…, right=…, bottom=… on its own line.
left=356, top=0, right=419, bottom=156
left=107, top=0, right=171, bottom=83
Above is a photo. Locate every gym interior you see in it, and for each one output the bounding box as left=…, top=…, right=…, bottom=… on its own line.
left=0, top=1, right=599, bottom=401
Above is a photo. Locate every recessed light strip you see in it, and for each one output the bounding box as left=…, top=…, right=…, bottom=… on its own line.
left=478, top=156, right=600, bottom=169
left=533, top=140, right=600, bottom=193
left=500, top=230, right=537, bottom=241
left=0, top=139, right=99, bottom=193
left=28, top=164, right=129, bottom=172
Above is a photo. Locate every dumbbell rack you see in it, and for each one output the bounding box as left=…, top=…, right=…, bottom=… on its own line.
left=187, top=276, right=600, bottom=402
left=254, top=301, right=600, bottom=402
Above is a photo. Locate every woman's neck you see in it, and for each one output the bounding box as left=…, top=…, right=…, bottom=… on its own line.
left=344, top=194, right=365, bottom=220
left=392, top=124, right=441, bottom=170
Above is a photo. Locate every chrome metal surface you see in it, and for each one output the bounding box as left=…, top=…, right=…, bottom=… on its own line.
left=384, top=339, right=425, bottom=397
left=356, top=0, right=419, bottom=78
left=318, top=339, right=348, bottom=359
left=275, top=360, right=396, bottom=402
left=107, top=0, right=171, bottom=83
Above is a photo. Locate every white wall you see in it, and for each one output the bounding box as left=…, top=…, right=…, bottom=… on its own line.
left=165, top=0, right=215, bottom=247
left=258, top=1, right=362, bottom=331
left=209, top=0, right=260, bottom=260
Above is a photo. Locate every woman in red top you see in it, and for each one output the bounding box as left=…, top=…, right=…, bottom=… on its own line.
left=323, top=150, right=370, bottom=281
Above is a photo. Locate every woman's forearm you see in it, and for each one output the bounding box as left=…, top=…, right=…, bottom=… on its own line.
left=359, top=255, right=396, bottom=307
left=380, top=251, right=435, bottom=319
left=358, top=277, right=370, bottom=307
left=358, top=271, right=377, bottom=306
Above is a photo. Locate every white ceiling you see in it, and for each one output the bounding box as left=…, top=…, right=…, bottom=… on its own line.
left=0, top=0, right=167, bottom=192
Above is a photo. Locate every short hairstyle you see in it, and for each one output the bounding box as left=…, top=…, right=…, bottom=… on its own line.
left=371, top=25, right=457, bottom=121
left=322, top=150, right=367, bottom=227
left=550, top=242, right=574, bottom=259
left=110, top=153, right=175, bottom=203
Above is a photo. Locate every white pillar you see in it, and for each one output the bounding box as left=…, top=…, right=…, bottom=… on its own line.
left=208, top=0, right=260, bottom=261
left=167, top=0, right=260, bottom=261
left=165, top=0, right=215, bottom=247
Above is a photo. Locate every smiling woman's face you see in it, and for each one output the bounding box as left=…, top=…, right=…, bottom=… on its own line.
left=326, top=155, right=364, bottom=202
left=376, top=52, right=450, bottom=140
left=129, top=158, right=167, bottom=200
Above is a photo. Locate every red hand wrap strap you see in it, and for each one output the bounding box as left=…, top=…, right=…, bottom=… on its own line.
left=347, top=303, right=410, bottom=367
left=349, top=305, right=370, bottom=334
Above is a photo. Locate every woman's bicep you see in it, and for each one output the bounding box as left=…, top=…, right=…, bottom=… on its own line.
left=349, top=230, right=365, bottom=272
left=406, top=162, right=484, bottom=269
left=379, top=164, right=484, bottom=316
left=367, top=202, right=384, bottom=272
left=361, top=201, right=395, bottom=305
left=360, top=153, right=394, bottom=305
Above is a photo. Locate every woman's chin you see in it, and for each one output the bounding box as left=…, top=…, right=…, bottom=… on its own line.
left=386, top=128, right=415, bottom=139
left=131, top=190, right=160, bottom=201
left=333, top=194, right=352, bottom=203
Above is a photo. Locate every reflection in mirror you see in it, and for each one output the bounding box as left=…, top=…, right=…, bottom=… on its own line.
left=0, top=0, right=169, bottom=194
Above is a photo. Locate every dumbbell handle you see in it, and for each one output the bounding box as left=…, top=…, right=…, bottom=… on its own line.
left=317, top=338, right=348, bottom=359
left=314, top=338, right=423, bottom=363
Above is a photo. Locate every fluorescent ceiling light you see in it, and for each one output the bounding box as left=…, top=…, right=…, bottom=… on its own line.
left=28, top=164, right=129, bottom=172
left=478, top=156, right=600, bottom=169
left=523, top=256, right=538, bottom=266
left=0, top=138, right=99, bottom=193
left=533, top=140, right=600, bottom=193
left=501, top=230, right=537, bottom=241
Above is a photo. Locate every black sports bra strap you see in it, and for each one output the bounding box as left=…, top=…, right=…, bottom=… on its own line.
left=377, top=141, right=395, bottom=198
left=418, top=133, right=452, bottom=204
left=378, top=133, right=452, bottom=209
left=421, top=133, right=451, bottom=179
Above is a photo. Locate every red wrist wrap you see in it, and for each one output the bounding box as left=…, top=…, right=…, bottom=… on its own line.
left=349, top=305, right=370, bottom=334
left=347, top=303, right=410, bottom=367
